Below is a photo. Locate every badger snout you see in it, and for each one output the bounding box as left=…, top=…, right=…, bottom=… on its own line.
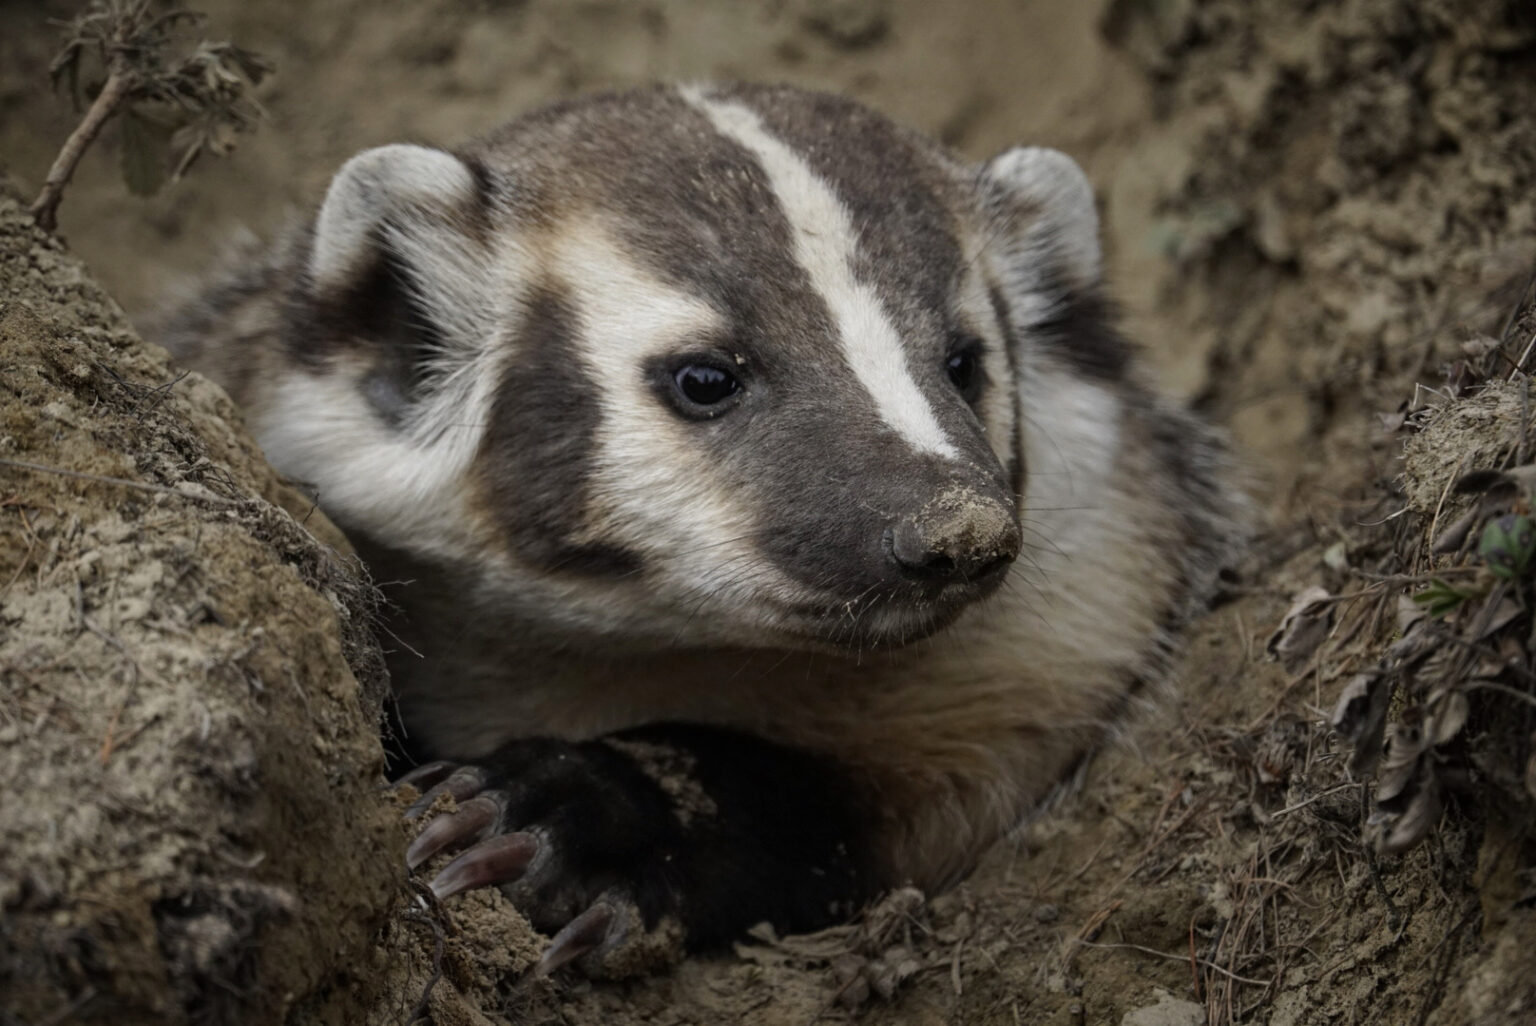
left=884, top=487, right=1021, bottom=585
left=767, top=436, right=1023, bottom=646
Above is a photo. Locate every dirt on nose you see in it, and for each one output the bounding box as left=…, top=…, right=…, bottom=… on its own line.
left=914, top=483, right=1021, bottom=562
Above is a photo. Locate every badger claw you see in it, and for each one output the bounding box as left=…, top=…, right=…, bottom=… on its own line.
left=393, top=739, right=686, bottom=976
left=392, top=759, right=456, bottom=792
left=405, top=795, right=498, bottom=869
left=404, top=765, right=487, bottom=819
left=428, top=831, right=539, bottom=900
left=537, top=902, right=618, bottom=976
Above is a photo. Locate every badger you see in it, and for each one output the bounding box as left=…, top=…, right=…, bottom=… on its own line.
left=160, top=83, right=1243, bottom=975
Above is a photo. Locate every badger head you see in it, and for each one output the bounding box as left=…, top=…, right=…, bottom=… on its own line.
left=256, top=84, right=1120, bottom=654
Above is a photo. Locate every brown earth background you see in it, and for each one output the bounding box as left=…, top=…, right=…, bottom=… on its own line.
left=3, top=0, right=1536, bottom=1024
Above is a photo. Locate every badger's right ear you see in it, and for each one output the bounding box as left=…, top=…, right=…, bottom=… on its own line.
left=981, top=147, right=1100, bottom=316
left=981, top=147, right=1130, bottom=382
left=301, top=144, right=498, bottom=410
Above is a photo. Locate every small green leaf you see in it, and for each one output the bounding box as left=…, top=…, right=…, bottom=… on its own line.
left=1480, top=513, right=1536, bottom=579
left=120, top=106, right=174, bottom=197
left=1412, top=578, right=1469, bottom=618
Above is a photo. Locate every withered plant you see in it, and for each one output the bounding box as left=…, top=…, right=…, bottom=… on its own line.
left=29, top=0, right=271, bottom=231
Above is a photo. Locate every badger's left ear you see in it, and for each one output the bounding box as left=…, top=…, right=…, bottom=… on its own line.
left=980, top=147, right=1102, bottom=321
left=310, top=143, right=487, bottom=293
left=302, top=144, right=499, bottom=390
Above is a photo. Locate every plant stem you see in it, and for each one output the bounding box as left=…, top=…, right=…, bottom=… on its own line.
left=29, top=66, right=133, bottom=232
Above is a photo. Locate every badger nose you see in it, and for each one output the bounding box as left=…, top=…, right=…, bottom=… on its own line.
left=886, top=494, right=1021, bottom=583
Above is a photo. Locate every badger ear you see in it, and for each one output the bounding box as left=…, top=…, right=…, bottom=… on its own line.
left=982, top=147, right=1129, bottom=380
left=311, top=143, right=484, bottom=291
left=303, top=144, right=497, bottom=414
left=982, top=147, right=1100, bottom=293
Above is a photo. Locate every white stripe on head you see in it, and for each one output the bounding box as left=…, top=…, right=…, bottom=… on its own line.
left=680, top=86, right=959, bottom=460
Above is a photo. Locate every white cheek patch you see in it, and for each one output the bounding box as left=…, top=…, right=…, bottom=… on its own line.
left=254, top=358, right=494, bottom=560
left=1015, top=354, right=1121, bottom=555
left=680, top=86, right=959, bottom=461
left=262, top=144, right=532, bottom=557
left=549, top=222, right=787, bottom=609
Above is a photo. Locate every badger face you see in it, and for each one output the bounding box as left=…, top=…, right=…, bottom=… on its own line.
left=259, top=85, right=1110, bottom=653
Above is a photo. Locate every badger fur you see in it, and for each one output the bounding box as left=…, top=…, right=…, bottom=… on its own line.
left=159, top=83, right=1244, bottom=973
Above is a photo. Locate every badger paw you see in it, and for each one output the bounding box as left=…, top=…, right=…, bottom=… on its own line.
left=395, top=742, right=687, bottom=976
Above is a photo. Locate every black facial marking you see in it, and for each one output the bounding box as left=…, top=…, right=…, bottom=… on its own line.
left=742, top=86, right=968, bottom=322
left=1028, top=286, right=1132, bottom=383
left=945, top=333, right=987, bottom=405
left=986, top=284, right=1027, bottom=502
left=463, top=86, right=1018, bottom=625
left=600, top=97, right=847, bottom=377
left=299, top=246, right=447, bottom=416
left=480, top=285, right=643, bottom=578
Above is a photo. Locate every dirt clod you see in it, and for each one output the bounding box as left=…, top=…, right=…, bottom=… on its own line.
left=0, top=182, right=543, bottom=1025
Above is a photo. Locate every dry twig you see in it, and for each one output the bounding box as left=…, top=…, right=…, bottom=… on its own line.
left=30, top=0, right=270, bottom=231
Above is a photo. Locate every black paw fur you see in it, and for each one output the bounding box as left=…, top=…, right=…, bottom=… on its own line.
left=400, top=738, right=685, bottom=974
left=396, top=725, right=883, bottom=973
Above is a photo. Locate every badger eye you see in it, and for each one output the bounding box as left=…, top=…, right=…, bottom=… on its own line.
left=945, top=342, right=983, bottom=402
left=674, top=363, right=741, bottom=408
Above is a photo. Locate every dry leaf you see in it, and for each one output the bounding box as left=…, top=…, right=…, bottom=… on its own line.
left=1333, top=671, right=1392, bottom=774
left=1432, top=506, right=1481, bottom=554
left=119, top=105, right=174, bottom=196
left=866, top=944, right=924, bottom=999
left=1387, top=617, right=1442, bottom=664
left=1267, top=586, right=1334, bottom=674
left=1472, top=596, right=1521, bottom=641
left=1376, top=716, right=1427, bottom=803
left=1425, top=688, right=1470, bottom=747
left=1412, top=644, right=1461, bottom=691
left=858, top=887, right=925, bottom=950
left=1396, top=594, right=1427, bottom=634
left=1369, top=768, right=1443, bottom=855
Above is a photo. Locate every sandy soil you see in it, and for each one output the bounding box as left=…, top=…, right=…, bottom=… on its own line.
left=0, top=183, right=404, bottom=1023
left=4, top=0, right=1536, bottom=1023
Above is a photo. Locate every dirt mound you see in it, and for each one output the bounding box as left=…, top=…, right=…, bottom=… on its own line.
left=0, top=185, right=548, bottom=1025
left=1113, top=0, right=1536, bottom=510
